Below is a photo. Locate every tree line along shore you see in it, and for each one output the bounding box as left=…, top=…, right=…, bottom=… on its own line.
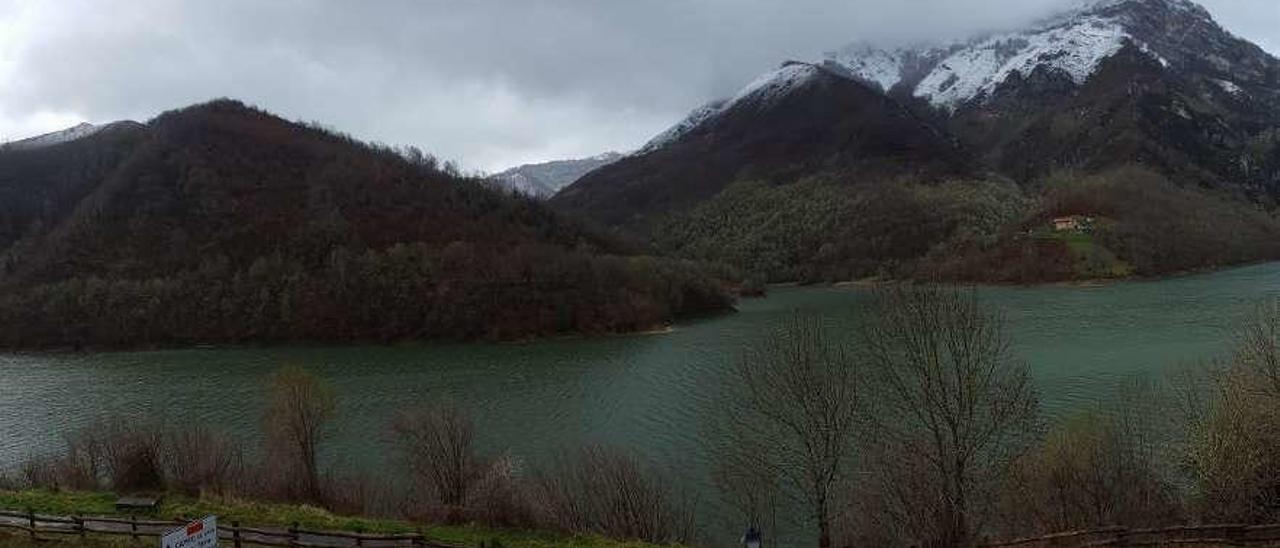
left=2, top=286, right=1278, bottom=547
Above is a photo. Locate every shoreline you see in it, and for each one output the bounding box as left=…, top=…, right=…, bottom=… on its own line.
left=0, top=321, right=687, bottom=357
left=769, top=259, right=1280, bottom=291
left=6, top=260, right=1275, bottom=356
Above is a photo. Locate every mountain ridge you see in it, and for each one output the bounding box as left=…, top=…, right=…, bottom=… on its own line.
left=0, top=99, right=734, bottom=349
left=2, top=121, right=144, bottom=151
left=553, top=60, right=972, bottom=228
left=826, top=0, right=1278, bottom=111
left=554, top=0, right=1280, bottom=284
left=487, top=152, right=623, bottom=198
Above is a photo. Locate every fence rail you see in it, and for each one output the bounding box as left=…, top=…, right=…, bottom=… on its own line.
left=0, top=508, right=459, bottom=547
left=13, top=507, right=1277, bottom=548
left=983, top=523, right=1280, bottom=547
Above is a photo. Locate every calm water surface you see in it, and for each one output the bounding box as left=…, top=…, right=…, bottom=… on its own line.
left=2, top=262, right=1278, bottom=531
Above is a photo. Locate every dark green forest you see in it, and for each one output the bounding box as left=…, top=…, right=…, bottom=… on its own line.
left=557, top=41, right=1280, bottom=286
left=0, top=100, right=734, bottom=349
left=652, top=166, right=1280, bottom=284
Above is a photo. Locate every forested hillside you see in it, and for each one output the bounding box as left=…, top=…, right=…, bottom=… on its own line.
left=556, top=0, right=1280, bottom=284
left=652, top=167, right=1280, bottom=284
left=0, top=100, right=734, bottom=349
left=552, top=61, right=969, bottom=229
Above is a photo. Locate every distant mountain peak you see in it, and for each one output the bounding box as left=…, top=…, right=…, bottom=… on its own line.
left=3, top=121, right=131, bottom=150
left=913, top=14, right=1132, bottom=110
left=818, top=0, right=1254, bottom=111
left=1076, top=0, right=1212, bottom=18
left=637, top=61, right=833, bottom=154
left=488, top=152, right=625, bottom=198
left=727, top=61, right=823, bottom=106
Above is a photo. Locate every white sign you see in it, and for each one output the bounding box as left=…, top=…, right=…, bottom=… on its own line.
left=161, top=516, right=217, bottom=548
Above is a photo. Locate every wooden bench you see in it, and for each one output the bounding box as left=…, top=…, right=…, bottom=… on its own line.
left=114, top=496, right=161, bottom=513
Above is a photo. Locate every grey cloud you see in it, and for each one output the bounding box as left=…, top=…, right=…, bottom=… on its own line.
left=0, top=0, right=1275, bottom=171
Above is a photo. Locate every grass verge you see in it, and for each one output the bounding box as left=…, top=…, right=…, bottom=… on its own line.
left=0, top=490, right=667, bottom=548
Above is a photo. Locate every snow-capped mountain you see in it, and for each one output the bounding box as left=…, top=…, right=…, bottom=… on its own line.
left=554, top=59, right=966, bottom=227
left=549, top=0, right=1280, bottom=284
left=488, top=152, right=624, bottom=198
left=3, top=121, right=138, bottom=151
left=828, top=0, right=1275, bottom=111
left=826, top=13, right=1138, bottom=110
left=637, top=62, right=825, bottom=154
left=610, top=0, right=1279, bottom=193
left=824, top=43, right=952, bottom=95
left=642, top=0, right=1276, bottom=142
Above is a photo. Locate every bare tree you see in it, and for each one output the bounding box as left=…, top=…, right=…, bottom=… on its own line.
left=466, top=454, right=531, bottom=527
left=96, top=419, right=166, bottom=493
left=1186, top=365, right=1280, bottom=522
left=711, top=313, right=863, bottom=548
left=18, top=455, right=63, bottom=490
left=998, top=381, right=1181, bottom=536
left=54, top=424, right=107, bottom=490
left=1186, top=301, right=1280, bottom=523
left=1233, top=300, right=1280, bottom=396
left=263, top=366, right=335, bottom=502
left=860, top=285, right=1038, bottom=547
left=163, top=425, right=243, bottom=496
left=710, top=452, right=782, bottom=548
left=391, top=403, right=486, bottom=517
left=529, top=445, right=696, bottom=544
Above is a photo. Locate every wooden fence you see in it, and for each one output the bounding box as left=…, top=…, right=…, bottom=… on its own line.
left=0, top=508, right=459, bottom=547
left=983, top=523, right=1280, bottom=547
left=11, top=507, right=1280, bottom=548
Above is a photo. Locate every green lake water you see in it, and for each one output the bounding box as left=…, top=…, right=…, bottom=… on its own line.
left=2, top=261, right=1278, bottom=536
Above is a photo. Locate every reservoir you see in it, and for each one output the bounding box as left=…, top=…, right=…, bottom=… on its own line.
left=2, top=261, right=1278, bottom=534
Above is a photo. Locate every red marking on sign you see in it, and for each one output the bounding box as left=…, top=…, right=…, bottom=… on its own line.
left=186, top=521, right=203, bottom=535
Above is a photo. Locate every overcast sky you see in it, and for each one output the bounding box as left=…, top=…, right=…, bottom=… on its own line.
left=0, top=0, right=1276, bottom=172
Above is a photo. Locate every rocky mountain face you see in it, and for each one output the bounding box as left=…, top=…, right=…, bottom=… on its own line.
left=834, top=0, right=1280, bottom=195
left=832, top=0, right=1278, bottom=108
left=487, top=152, right=623, bottom=198
left=553, top=0, right=1280, bottom=283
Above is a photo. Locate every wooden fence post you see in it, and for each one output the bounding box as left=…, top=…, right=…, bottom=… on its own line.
left=26, top=507, right=35, bottom=541
left=131, top=514, right=139, bottom=540
left=232, top=520, right=242, bottom=548
left=1226, top=524, right=1246, bottom=543
left=1114, top=526, right=1129, bottom=546
left=290, top=521, right=300, bottom=546
left=74, top=516, right=85, bottom=539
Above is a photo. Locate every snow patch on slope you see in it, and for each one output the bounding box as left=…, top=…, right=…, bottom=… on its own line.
left=1214, top=78, right=1244, bottom=96
left=637, top=63, right=821, bottom=154
left=489, top=152, right=625, bottom=198
left=728, top=62, right=822, bottom=108
left=4, top=122, right=106, bottom=150
left=636, top=100, right=726, bottom=154
left=914, top=17, right=1130, bottom=109
left=1137, top=42, right=1170, bottom=68
left=826, top=45, right=905, bottom=92
left=489, top=171, right=552, bottom=198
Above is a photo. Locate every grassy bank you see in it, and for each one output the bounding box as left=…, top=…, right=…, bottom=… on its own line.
left=0, top=490, right=668, bottom=548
